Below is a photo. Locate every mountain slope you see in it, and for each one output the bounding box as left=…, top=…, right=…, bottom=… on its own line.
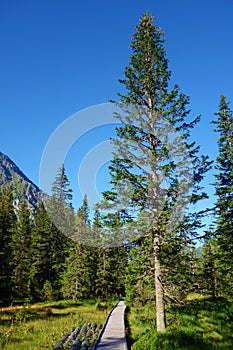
left=0, top=151, right=41, bottom=210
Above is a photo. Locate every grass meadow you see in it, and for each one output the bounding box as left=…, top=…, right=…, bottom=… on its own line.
left=1, top=295, right=232, bottom=349
left=126, top=294, right=233, bottom=350
left=0, top=299, right=112, bottom=349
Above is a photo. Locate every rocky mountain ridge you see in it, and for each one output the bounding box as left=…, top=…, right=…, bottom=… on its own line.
left=0, top=151, right=41, bottom=210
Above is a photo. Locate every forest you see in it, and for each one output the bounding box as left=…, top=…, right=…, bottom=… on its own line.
left=0, top=12, right=232, bottom=349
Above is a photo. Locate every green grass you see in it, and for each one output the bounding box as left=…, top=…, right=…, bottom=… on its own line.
left=0, top=299, right=113, bottom=349
left=126, top=296, right=233, bottom=349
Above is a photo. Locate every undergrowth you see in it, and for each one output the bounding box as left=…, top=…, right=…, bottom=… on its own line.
left=126, top=296, right=233, bottom=350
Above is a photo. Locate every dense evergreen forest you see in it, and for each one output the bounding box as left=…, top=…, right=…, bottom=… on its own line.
left=0, top=172, right=126, bottom=304
left=0, top=12, right=232, bottom=344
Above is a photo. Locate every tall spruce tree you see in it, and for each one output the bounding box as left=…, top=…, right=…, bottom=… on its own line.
left=12, top=199, right=32, bottom=300
left=96, top=202, right=129, bottom=299
left=62, top=195, right=94, bottom=299
left=102, top=13, right=211, bottom=331
left=48, top=165, right=74, bottom=297
left=48, top=164, right=75, bottom=240
left=212, top=95, right=233, bottom=296
left=30, top=202, right=54, bottom=300
left=199, top=238, right=220, bottom=298
left=92, top=208, right=111, bottom=300
left=0, top=186, right=15, bottom=303
left=76, top=195, right=96, bottom=297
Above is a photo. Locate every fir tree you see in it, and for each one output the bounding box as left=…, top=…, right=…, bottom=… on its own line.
left=76, top=195, right=96, bottom=297
left=51, top=164, right=73, bottom=203
left=30, top=202, right=54, bottom=300
left=12, top=199, right=32, bottom=300
left=62, top=195, right=94, bottom=299
left=212, top=95, right=233, bottom=296
left=102, top=12, right=211, bottom=331
left=0, top=186, right=15, bottom=302
left=95, top=247, right=114, bottom=300
left=47, top=164, right=74, bottom=296
left=109, top=245, right=127, bottom=297
left=199, top=238, right=220, bottom=298
left=47, top=164, right=75, bottom=240
left=96, top=206, right=129, bottom=300
left=31, top=201, right=67, bottom=300
left=61, top=242, right=86, bottom=300
left=92, top=208, right=110, bottom=300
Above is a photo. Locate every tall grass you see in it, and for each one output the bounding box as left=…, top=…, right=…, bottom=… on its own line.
left=126, top=296, right=233, bottom=349
left=0, top=299, right=112, bottom=349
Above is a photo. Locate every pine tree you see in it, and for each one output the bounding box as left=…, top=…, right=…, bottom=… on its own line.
left=102, top=13, right=211, bottom=331
left=51, top=164, right=73, bottom=203
left=127, top=242, right=155, bottom=306
left=30, top=202, right=54, bottom=300
left=109, top=245, right=127, bottom=297
left=61, top=243, right=86, bottom=300
left=95, top=205, right=129, bottom=300
left=0, top=186, right=15, bottom=303
left=76, top=195, right=96, bottom=298
left=12, top=199, right=32, bottom=300
left=212, top=95, right=233, bottom=296
left=95, top=245, right=127, bottom=300
left=47, top=164, right=75, bottom=240
left=47, top=164, right=74, bottom=297
left=31, top=200, right=67, bottom=300
left=92, top=208, right=108, bottom=299
left=62, top=195, right=95, bottom=299
left=96, top=247, right=118, bottom=300
left=199, top=238, right=220, bottom=298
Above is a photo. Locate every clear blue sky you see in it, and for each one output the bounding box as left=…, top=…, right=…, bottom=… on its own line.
left=1, top=0, right=233, bottom=213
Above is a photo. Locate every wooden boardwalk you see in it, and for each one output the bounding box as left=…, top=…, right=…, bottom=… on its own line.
left=95, top=299, right=128, bottom=350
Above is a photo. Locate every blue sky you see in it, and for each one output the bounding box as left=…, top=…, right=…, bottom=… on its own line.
left=0, top=0, right=233, bottom=214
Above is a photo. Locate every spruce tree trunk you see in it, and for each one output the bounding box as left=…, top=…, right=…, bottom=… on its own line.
left=154, top=236, right=166, bottom=332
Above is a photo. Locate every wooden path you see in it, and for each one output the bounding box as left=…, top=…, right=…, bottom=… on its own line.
left=94, top=299, right=128, bottom=350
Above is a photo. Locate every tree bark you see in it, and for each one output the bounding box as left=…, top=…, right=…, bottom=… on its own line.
left=148, top=110, right=166, bottom=332
left=154, top=236, right=166, bottom=332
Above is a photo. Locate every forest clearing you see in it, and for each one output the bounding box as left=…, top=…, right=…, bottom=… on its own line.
left=0, top=299, right=112, bottom=349
left=0, top=295, right=232, bottom=349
